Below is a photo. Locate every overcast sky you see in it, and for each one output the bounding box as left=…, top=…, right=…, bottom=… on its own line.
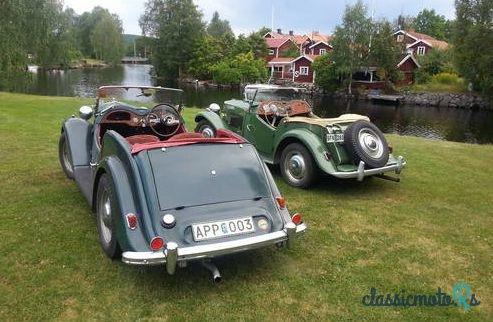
left=63, top=0, right=456, bottom=36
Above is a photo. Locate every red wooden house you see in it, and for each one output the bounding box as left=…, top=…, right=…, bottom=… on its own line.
left=265, top=29, right=331, bottom=84
left=393, top=29, right=449, bottom=84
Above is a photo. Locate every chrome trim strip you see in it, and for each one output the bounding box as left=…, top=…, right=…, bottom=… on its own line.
left=122, top=251, right=167, bottom=265
left=121, top=223, right=307, bottom=268
left=331, top=156, right=406, bottom=181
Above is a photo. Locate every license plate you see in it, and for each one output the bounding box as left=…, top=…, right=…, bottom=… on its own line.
left=326, top=133, right=344, bottom=143
left=192, top=217, right=255, bottom=241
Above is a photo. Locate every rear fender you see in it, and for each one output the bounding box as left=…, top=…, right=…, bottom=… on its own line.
left=94, top=130, right=156, bottom=252
left=274, top=128, right=337, bottom=174
left=96, top=156, right=149, bottom=252
left=194, top=110, right=225, bottom=130
left=61, top=118, right=92, bottom=166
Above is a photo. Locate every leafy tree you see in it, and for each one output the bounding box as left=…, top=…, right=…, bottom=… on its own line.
left=90, top=11, right=124, bottom=64
left=369, top=21, right=403, bottom=84
left=213, top=52, right=267, bottom=85
left=312, top=53, right=339, bottom=92
left=454, top=0, right=493, bottom=97
left=0, top=0, right=31, bottom=90
left=395, top=14, right=415, bottom=30
left=212, top=61, right=242, bottom=85
left=331, top=0, right=372, bottom=94
left=207, top=12, right=234, bottom=39
left=140, top=0, right=204, bottom=79
left=280, top=43, right=301, bottom=58
left=231, top=31, right=268, bottom=60
left=414, top=48, right=455, bottom=84
left=187, top=36, right=222, bottom=79
left=413, top=9, right=451, bottom=41
left=75, top=7, right=124, bottom=64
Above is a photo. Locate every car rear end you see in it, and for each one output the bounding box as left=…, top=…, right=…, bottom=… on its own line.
left=122, top=138, right=306, bottom=274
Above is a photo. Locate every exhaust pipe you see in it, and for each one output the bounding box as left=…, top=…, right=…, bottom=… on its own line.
left=202, top=261, right=222, bottom=284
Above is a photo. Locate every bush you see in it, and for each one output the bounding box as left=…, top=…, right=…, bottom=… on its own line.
left=431, top=72, right=461, bottom=85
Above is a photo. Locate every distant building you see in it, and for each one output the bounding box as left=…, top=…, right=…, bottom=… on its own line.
left=393, top=29, right=449, bottom=84
left=265, top=29, right=332, bottom=84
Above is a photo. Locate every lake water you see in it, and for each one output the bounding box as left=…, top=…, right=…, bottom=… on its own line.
left=22, top=64, right=493, bottom=144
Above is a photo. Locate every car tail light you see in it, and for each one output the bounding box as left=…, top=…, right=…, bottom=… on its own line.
left=276, top=196, right=287, bottom=209
left=125, top=213, right=138, bottom=230
left=291, top=213, right=302, bottom=225
left=150, top=237, right=164, bottom=251
left=388, top=144, right=393, bottom=153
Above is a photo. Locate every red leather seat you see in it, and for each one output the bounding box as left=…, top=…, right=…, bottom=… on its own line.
left=126, top=134, right=160, bottom=145
left=171, top=132, right=205, bottom=140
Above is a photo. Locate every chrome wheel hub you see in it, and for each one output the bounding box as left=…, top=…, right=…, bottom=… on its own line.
left=358, top=128, right=384, bottom=159
left=99, top=191, right=112, bottom=244
left=201, top=127, right=214, bottom=138
left=285, top=152, right=306, bottom=182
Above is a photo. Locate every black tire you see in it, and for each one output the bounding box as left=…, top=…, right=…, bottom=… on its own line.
left=95, top=174, right=122, bottom=259
left=279, top=143, right=317, bottom=188
left=195, top=120, right=216, bottom=138
left=58, top=132, right=74, bottom=179
left=344, top=120, right=389, bottom=168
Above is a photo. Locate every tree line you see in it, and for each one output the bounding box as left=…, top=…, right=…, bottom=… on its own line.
left=140, top=0, right=268, bottom=84
left=312, top=0, right=492, bottom=97
left=0, top=0, right=124, bottom=91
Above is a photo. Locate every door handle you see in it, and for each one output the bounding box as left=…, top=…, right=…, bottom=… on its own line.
left=246, top=124, right=254, bottom=132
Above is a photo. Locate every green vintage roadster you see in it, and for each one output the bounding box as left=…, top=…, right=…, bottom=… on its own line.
left=195, top=84, right=406, bottom=188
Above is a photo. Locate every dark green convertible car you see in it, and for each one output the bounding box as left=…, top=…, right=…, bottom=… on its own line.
left=58, top=86, right=306, bottom=281
left=195, top=84, right=406, bottom=188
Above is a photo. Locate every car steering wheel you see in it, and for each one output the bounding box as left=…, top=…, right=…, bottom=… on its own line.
left=146, top=104, right=181, bottom=138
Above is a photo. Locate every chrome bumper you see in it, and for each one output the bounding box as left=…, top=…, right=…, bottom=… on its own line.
left=122, top=222, right=307, bottom=274
left=331, top=155, right=406, bottom=181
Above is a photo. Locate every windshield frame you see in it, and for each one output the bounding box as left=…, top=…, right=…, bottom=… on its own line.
left=95, top=86, right=184, bottom=112
left=246, top=87, right=305, bottom=104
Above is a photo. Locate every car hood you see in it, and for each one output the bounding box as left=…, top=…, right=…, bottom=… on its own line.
left=147, top=143, right=272, bottom=211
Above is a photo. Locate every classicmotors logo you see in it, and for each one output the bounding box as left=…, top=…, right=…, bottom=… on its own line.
left=362, top=283, right=481, bottom=311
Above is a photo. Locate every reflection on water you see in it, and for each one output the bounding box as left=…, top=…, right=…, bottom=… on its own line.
left=17, top=64, right=493, bottom=144
left=312, top=97, right=493, bottom=144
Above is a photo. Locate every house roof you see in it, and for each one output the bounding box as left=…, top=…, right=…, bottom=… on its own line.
left=397, top=54, right=421, bottom=68
left=265, top=30, right=331, bottom=46
left=394, top=29, right=449, bottom=50
left=309, top=41, right=333, bottom=49
left=268, top=57, right=294, bottom=64
left=266, top=38, right=292, bottom=48
left=309, top=31, right=331, bottom=43
left=291, top=55, right=316, bottom=63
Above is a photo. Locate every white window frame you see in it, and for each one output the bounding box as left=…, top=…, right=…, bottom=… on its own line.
left=268, top=49, right=275, bottom=55
left=320, top=48, right=327, bottom=55
left=300, top=66, right=309, bottom=75
left=417, top=46, right=426, bottom=55
left=397, top=34, right=404, bottom=42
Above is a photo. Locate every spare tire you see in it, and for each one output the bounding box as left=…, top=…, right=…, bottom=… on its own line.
left=344, top=120, right=389, bottom=168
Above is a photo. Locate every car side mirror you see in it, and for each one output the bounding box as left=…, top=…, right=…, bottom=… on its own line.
left=79, top=106, right=93, bottom=120
left=208, top=103, right=220, bottom=113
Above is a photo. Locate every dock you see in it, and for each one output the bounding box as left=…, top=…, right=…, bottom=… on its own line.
left=367, top=94, right=404, bottom=105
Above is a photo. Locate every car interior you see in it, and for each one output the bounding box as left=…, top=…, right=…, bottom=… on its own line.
left=257, top=100, right=312, bottom=127
left=98, top=103, right=204, bottom=147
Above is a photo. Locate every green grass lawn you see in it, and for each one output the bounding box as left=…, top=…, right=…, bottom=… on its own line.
left=0, top=92, right=492, bottom=321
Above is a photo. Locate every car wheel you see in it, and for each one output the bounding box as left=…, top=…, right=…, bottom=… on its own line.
left=280, top=143, right=317, bottom=188
left=195, top=120, right=216, bottom=138
left=96, top=174, right=122, bottom=259
left=58, top=132, right=74, bottom=179
left=344, top=120, right=389, bottom=168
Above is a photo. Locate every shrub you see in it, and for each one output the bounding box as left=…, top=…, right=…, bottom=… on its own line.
left=431, top=72, right=461, bottom=85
